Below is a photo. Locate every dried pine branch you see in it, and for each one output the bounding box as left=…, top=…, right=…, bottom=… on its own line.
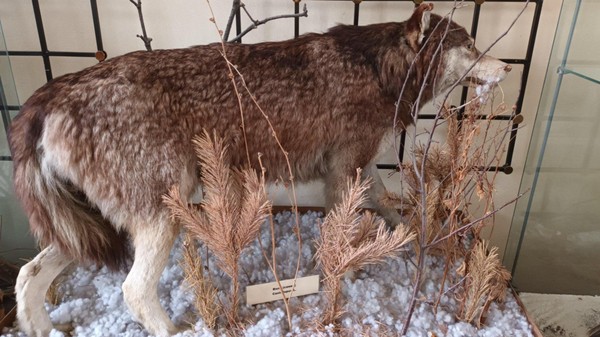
left=458, top=240, right=511, bottom=326
left=163, top=131, right=271, bottom=328
left=315, top=170, right=415, bottom=327
left=180, top=235, right=220, bottom=329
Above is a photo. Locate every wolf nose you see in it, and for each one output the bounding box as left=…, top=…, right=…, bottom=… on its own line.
left=504, top=64, right=512, bottom=72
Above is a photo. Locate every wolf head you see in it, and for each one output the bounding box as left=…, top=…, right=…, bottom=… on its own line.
left=405, top=3, right=512, bottom=95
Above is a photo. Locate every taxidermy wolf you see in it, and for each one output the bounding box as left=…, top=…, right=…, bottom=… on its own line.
left=9, top=3, right=511, bottom=336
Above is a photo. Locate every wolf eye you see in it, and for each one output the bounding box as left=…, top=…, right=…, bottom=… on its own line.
left=466, top=43, right=474, bottom=51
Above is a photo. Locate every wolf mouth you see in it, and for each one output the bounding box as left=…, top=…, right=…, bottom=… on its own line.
left=462, top=76, right=488, bottom=86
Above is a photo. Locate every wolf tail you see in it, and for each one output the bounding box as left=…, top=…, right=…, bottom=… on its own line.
left=9, top=106, right=129, bottom=270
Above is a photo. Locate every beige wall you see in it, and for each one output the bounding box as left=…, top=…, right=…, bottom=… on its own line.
left=0, top=1, right=563, bottom=260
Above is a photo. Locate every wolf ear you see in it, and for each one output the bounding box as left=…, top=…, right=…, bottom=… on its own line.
left=406, top=3, right=434, bottom=51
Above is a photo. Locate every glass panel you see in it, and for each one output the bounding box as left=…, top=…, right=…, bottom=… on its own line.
left=506, top=0, right=600, bottom=295
left=563, top=66, right=600, bottom=85
left=0, top=161, right=37, bottom=264
left=512, top=75, right=600, bottom=294
left=1, top=19, right=20, bottom=159
left=0, top=20, right=36, bottom=264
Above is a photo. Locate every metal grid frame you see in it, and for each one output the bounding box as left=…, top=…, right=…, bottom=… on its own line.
left=0, top=0, right=543, bottom=170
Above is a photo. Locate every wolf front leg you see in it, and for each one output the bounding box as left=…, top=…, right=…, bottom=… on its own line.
left=324, top=151, right=402, bottom=227
left=362, top=162, right=403, bottom=227
left=15, top=245, right=72, bottom=337
left=122, top=213, right=179, bottom=337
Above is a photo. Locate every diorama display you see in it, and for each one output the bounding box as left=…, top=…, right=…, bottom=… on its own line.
left=0, top=1, right=543, bottom=336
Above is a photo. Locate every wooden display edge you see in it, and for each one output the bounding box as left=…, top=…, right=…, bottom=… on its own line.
left=511, top=287, right=544, bottom=337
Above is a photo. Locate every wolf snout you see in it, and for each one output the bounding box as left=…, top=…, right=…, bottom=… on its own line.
left=494, top=63, right=512, bottom=82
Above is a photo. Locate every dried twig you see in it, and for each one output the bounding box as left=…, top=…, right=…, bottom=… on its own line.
left=228, top=3, right=309, bottom=43
left=222, top=1, right=308, bottom=43
left=129, top=0, right=153, bottom=51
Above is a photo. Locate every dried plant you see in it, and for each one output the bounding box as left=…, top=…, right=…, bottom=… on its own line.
left=129, top=0, right=153, bottom=51
left=396, top=96, right=520, bottom=332
left=163, top=130, right=271, bottom=327
left=457, top=240, right=511, bottom=326
left=180, top=234, right=220, bottom=329
left=395, top=5, right=529, bottom=331
left=315, top=169, right=415, bottom=326
left=397, top=105, right=500, bottom=258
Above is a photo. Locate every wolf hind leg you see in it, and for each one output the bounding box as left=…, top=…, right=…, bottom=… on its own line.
left=15, top=244, right=72, bottom=337
left=122, top=213, right=179, bottom=337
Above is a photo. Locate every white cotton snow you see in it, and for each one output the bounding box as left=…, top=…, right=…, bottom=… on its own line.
left=474, top=75, right=503, bottom=104
left=1, top=211, right=534, bottom=337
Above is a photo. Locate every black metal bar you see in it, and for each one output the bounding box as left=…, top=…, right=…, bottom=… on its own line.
left=0, top=156, right=12, bottom=161
left=504, top=0, right=543, bottom=168
left=501, top=58, right=527, bottom=64
left=458, top=3, right=482, bottom=121
left=90, top=0, right=104, bottom=52
left=5, top=51, right=98, bottom=58
left=354, top=2, right=360, bottom=26
left=235, top=3, right=242, bottom=43
left=294, top=1, right=300, bottom=38
left=402, top=113, right=513, bottom=121
left=398, top=129, right=406, bottom=162
left=0, top=79, right=11, bottom=143
left=376, top=163, right=511, bottom=173
left=31, top=0, right=52, bottom=81
left=416, top=113, right=514, bottom=121
left=470, top=4, right=482, bottom=42
left=376, top=164, right=398, bottom=170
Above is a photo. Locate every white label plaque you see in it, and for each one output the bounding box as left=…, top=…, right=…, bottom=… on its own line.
left=246, top=275, right=320, bottom=305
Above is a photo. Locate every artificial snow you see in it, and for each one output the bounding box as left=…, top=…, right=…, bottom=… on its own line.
left=1, top=211, right=534, bottom=337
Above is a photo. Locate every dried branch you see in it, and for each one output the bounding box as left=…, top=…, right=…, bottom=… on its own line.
left=129, top=0, right=153, bottom=51
left=228, top=3, right=309, bottom=43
